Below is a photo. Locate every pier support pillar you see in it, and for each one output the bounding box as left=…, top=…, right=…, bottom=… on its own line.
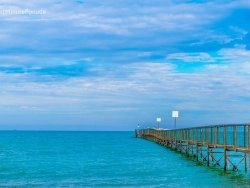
left=244, top=153, right=247, bottom=172
left=224, top=149, right=227, bottom=171
left=196, top=145, right=199, bottom=161
left=207, top=147, right=210, bottom=167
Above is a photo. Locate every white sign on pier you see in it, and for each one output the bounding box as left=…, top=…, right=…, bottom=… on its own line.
left=172, top=111, right=179, bottom=118
left=156, top=117, right=161, bottom=122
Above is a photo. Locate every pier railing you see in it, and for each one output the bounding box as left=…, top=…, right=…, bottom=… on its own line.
left=136, top=124, right=250, bottom=172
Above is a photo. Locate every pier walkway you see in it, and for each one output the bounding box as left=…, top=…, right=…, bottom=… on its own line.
left=136, top=124, right=250, bottom=172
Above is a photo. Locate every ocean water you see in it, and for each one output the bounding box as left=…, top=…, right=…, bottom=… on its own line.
left=0, top=131, right=249, bottom=187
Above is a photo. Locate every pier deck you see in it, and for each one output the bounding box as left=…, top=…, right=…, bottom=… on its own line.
left=136, top=124, right=250, bottom=172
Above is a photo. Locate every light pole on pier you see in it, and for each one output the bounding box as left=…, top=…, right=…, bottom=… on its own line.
left=156, top=117, right=161, bottom=129
left=172, top=111, right=179, bottom=129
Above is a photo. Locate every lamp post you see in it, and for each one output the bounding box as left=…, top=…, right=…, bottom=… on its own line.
left=156, top=117, right=161, bottom=129
left=172, top=111, right=179, bottom=129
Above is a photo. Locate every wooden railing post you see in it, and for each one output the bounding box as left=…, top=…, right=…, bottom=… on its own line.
left=233, top=125, right=236, bottom=150
left=216, top=126, right=219, bottom=146
left=224, top=126, right=227, bottom=171
left=244, top=125, right=247, bottom=172
left=206, top=127, right=209, bottom=167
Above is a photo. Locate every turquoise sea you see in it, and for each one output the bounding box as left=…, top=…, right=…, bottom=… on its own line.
left=0, top=131, right=249, bottom=187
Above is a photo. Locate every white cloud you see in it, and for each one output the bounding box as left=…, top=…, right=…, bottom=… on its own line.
left=1, top=59, right=249, bottom=109
left=167, top=52, right=215, bottom=63
left=217, top=45, right=250, bottom=63
left=0, top=58, right=250, bottom=128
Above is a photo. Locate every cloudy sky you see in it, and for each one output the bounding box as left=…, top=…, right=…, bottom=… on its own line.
left=0, top=0, right=250, bottom=130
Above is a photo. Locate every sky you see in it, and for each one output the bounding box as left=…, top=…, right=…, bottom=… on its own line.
left=0, top=0, right=250, bottom=130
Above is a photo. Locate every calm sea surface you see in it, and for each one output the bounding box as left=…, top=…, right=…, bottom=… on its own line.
left=0, top=131, right=249, bottom=187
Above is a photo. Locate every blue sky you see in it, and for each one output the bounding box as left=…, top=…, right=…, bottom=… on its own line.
left=0, top=0, right=250, bottom=130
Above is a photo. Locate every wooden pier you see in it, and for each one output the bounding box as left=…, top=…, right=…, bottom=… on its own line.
left=136, top=124, right=250, bottom=172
